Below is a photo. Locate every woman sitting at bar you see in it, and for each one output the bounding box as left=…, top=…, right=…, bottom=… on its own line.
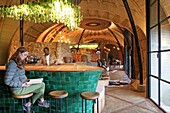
left=4, top=47, right=49, bottom=113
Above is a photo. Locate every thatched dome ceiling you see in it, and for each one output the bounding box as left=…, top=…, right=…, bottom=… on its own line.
left=0, top=0, right=147, bottom=47
left=0, top=0, right=170, bottom=64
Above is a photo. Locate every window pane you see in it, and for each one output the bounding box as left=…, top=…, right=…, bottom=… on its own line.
left=150, top=0, right=156, bottom=5
left=161, top=19, right=170, bottom=50
left=150, top=76, right=158, bottom=104
left=160, top=81, right=170, bottom=112
left=160, top=4, right=167, bottom=22
left=161, top=52, right=170, bottom=81
left=151, top=27, right=158, bottom=51
left=151, top=53, right=158, bottom=77
left=150, top=0, right=158, bottom=27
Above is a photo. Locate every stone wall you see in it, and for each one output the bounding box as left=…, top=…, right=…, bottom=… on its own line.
left=8, top=41, right=72, bottom=62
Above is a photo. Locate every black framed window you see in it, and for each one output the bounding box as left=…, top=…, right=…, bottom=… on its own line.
left=147, top=0, right=170, bottom=112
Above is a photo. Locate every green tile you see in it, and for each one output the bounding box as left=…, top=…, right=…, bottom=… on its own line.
left=1, top=70, right=102, bottom=113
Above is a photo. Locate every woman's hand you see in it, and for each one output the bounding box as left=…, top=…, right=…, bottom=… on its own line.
left=22, top=82, right=30, bottom=87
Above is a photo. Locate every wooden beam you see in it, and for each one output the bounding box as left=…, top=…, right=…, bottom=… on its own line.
left=123, top=0, right=143, bottom=84
left=50, top=25, right=66, bottom=42
left=31, top=26, right=43, bottom=33
left=108, top=28, right=124, bottom=60
left=77, top=29, right=86, bottom=52
left=25, top=33, right=37, bottom=38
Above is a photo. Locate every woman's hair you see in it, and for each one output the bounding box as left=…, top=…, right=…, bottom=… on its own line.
left=10, top=46, right=28, bottom=69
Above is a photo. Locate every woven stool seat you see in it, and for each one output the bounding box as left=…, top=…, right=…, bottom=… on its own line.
left=12, top=93, right=33, bottom=99
left=80, top=92, right=99, bottom=100
left=49, top=90, right=68, bottom=99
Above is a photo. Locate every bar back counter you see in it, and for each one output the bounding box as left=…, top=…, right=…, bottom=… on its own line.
left=0, top=64, right=103, bottom=113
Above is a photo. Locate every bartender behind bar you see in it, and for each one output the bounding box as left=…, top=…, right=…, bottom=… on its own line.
left=37, top=47, right=58, bottom=66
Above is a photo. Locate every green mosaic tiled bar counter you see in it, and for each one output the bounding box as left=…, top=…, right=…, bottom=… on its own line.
left=0, top=64, right=102, bottom=113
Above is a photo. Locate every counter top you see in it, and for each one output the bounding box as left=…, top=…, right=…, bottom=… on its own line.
left=0, top=66, right=5, bottom=70
left=0, top=64, right=103, bottom=72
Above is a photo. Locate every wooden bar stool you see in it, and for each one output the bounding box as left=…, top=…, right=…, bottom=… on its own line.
left=80, top=92, right=99, bottom=113
left=12, top=93, right=33, bottom=113
left=49, top=90, right=68, bottom=113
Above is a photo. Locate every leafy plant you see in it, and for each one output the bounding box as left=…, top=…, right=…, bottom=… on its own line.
left=0, top=0, right=83, bottom=30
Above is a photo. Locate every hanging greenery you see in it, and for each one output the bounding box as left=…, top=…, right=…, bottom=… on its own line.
left=0, top=0, right=83, bottom=30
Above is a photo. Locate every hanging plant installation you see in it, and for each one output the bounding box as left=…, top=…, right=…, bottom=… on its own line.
left=0, top=0, right=83, bottom=30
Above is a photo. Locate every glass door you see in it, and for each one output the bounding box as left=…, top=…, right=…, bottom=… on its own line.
left=147, top=0, right=170, bottom=112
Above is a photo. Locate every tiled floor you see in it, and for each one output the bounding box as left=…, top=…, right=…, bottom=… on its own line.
left=101, top=70, right=164, bottom=113
left=102, top=85, right=163, bottom=113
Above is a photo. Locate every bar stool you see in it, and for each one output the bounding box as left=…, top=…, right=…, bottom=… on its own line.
left=49, top=90, right=68, bottom=113
left=12, top=93, right=33, bottom=113
left=80, top=92, right=99, bottom=113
